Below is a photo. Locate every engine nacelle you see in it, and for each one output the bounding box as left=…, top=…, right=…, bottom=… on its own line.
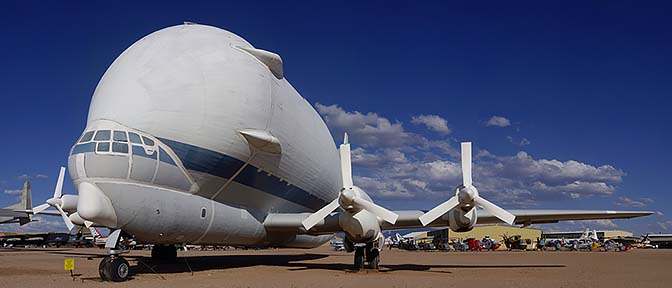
left=339, top=209, right=381, bottom=243
left=449, top=208, right=477, bottom=232
left=60, top=195, right=79, bottom=212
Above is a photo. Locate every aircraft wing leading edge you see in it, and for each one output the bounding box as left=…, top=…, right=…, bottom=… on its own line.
left=263, top=210, right=653, bottom=235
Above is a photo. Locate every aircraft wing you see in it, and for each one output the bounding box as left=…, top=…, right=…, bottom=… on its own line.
left=0, top=208, right=28, bottom=218
left=476, top=209, right=653, bottom=226
left=264, top=209, right=652, bottom=235
left=0, top=208, right=62, bottom=217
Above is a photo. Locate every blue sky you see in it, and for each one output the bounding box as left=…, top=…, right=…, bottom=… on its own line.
left=1, top=1, right=670, bottom=234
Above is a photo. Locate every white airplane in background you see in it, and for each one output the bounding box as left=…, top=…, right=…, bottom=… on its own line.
left=25, top=23, right=651, bottom=282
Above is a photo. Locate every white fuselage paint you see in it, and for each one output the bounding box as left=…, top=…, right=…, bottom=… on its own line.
left=68, top=24, right=344, bottom=248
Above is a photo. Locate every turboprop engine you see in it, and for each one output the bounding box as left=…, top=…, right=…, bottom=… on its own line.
left=32, top=167, right=95, bottom=229
left=302, top=133, right=397, bottom=243
left=448, top=208, right=477, bottom=232
left=32, top=167, right=79, bottom=230
left=419, top=142, right=516, bottom=230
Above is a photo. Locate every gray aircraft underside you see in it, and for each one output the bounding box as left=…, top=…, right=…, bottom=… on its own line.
left=19, top=23, right=650, bottom=249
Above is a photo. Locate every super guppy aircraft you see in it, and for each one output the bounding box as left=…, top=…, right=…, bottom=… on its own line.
left=27, top=23, right=651, bottom=281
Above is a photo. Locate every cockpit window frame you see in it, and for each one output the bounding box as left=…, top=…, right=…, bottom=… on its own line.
left=79, top=131, right=95, bottom=143
left=142, top=136, right=155, bottom=146
left=113, top=131, right=128, bottom=142
left=94, top=130, right=111, bottom=141
left=128, top=132, right=142, bottom=144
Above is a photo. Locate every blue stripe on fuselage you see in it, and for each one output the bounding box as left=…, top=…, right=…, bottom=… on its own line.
left=158, top=138, right=328, bottom=211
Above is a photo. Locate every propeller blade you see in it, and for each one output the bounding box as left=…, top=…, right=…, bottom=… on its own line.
left=474, top=196, right=516, bottom=225
left=301, top=198, right=340, bottom=230
left=419, top=196, right=459, bottom=226
left=352, top=197, right=398, bottom=224
left=53, top=166, right=66, bottom=198
left=32, top=203, right=50, bottom=215
left=55, top=204, right=75, bottom=231
left=84, top=221, right=94, bottom=228
left=340, top=133, right=353, bottom=188
left=461, top=142, right=472, bottom=187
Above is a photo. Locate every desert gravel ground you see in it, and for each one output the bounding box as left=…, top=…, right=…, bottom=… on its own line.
left=0, top=246, right=670, bottom=288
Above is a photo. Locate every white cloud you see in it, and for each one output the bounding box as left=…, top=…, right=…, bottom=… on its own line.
left=485, top=116, right=511, bottom=127
left=614, top=197, right=653, bottom=208
left=318, top=104, right=627, bottom=206
left=316, top=103, right=417, bottom=148
left=652, top=221, right=672, bottom=231
left=565, top=219, right=619, bottom=229
left=411, top=114, right=451, bottom=134
left=587, top=219, right=618, bottom=228
left=507, top=136, right=531, bottom=147
left=16, top=173, right=48, bottom=180
left=3, top=189, right=23, bottom=195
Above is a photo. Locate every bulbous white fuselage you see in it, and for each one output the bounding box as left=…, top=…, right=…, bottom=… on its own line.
left=68, top=24, right=351, bottom=247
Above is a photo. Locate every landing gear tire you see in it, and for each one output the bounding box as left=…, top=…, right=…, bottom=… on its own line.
left=99, top=256, right=129, bottom=282
left=354, top=247, right=365, bottom=270
left=152, top=244, right=177, bottom=263
left=366, top=248, right=380, bottom=270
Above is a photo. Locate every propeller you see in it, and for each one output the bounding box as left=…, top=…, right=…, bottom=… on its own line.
left=32, top=167, right=75, bottom=231
left=419, top=142, right=516, bottom=226
left=301, top=133, right=398, bottom=230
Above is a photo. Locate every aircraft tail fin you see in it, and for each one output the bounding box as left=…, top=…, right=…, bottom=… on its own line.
left=5, top=181, right=32, bottom=210
left=21, top=181, right=32, bottom=211
left=4, top=181, right=32, bottom=225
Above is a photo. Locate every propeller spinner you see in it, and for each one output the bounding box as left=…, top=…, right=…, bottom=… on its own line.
left=418, top=142, right=516, bottom=226
left=301, top=133, right=398, bottom=230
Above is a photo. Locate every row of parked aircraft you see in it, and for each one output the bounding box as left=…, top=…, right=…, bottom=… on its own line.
left=0, top=23, right=652, bottom=282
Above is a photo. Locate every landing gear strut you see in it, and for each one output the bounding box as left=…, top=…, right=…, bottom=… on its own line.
left=151, top=244, right=177, bottom=263
left=99, top=230, right=131, bottom=282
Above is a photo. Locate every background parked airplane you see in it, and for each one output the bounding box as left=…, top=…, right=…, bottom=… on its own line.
left=0, top=181, right=32, bottom=225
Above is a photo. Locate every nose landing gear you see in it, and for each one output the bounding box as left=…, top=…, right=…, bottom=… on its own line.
left=98, top=229, right=132, bottom=282
left=99, top=255, right=129, bottom=282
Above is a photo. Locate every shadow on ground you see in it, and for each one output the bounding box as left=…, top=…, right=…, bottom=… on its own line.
left=128, top=254, right=565, bottom=277
left=42, top=249, right=565, bottom=278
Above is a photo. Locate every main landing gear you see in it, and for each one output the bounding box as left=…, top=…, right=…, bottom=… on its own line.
left=353, top=242, right=380, bottom=270
left=151, top=244, right=177, bottom=263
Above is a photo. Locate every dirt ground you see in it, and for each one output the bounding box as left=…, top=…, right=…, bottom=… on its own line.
left=0, top=246, right=669, bottom=288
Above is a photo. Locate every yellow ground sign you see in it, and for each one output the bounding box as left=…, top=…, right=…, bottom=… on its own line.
left=64, top=258, right=74, bottom=271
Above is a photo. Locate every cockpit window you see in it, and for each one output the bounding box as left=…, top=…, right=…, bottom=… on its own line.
left=94, top=130, right=111, bottom=141
left=128, top=132, right=142, bottom=144
left=113, top=131, right=128, bottom=142
left=142, top=136, right=155, bottom=146
left=112, top=142, right=129, bottom=153
left=96, top=142, right=110, bottom=152
left=159, top=147, right=176, bottom=165
left=79, top=131, right=94, bottom=143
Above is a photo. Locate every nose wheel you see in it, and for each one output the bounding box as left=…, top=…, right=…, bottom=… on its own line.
left=99, top=255, right=129, bottom=282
